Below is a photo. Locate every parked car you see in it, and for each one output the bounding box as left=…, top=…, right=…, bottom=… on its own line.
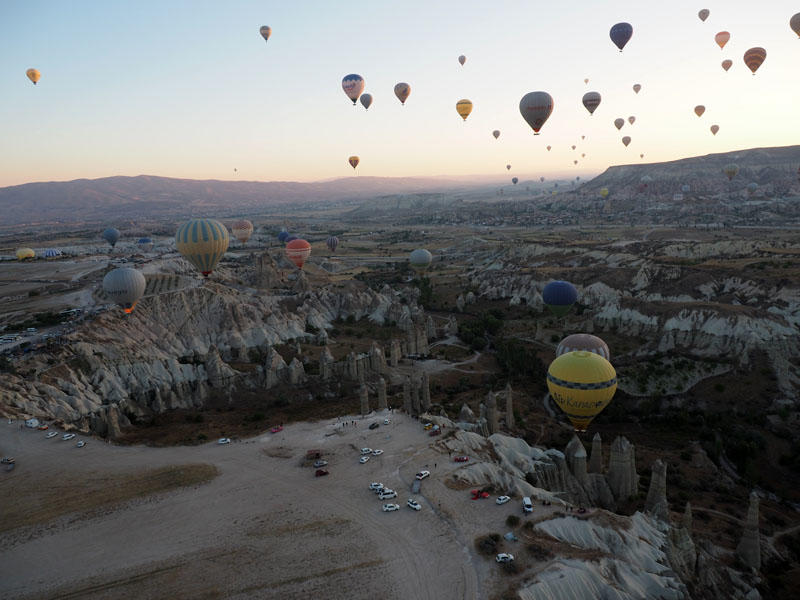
left=315, top=469, right=329, bottom=477
left=383, top=419, right=390, bottom=425
left=37, top=424, right=49, bottom=430
left=423, top=423, right=433, bottom=431
left=496, top=553, right=514, bottom=563
left=270, top=426, right=283, bottom=433
left=218, top=438, right=231, bottom=445
left=45, top=431, right=58, bottom=439
left=62, top=433, right=76, bottom=441
left=382, top=503, right=400, bottom=512
left=360, top=447, right=372, bottom=455
left=368, top=422, right=379, bottom=430
left=496, top=495, right=511, bottom=505
left=415, top=470, right=430, bottom=480
left=313, top=459, right=328, bottom=468
left=407, top=498, right=421, bottom=511
left=369, top=482, right=384, bottom=491
left=374, top=486, right=390, bottom=495
left=378, top=490, right=397, bottom=500
left=522, top=497, right=533, bottom=513
left=359, top=456, right=370, bottom=464
left=76, top=441, right=86, bottom=448
left=371, top=449, right=383, bottom=456
left=454, top=455, right=469, bottom=463
left=1, top=457, right=14, bottom=464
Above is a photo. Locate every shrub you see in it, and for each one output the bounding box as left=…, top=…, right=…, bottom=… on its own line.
left=475, top=534, right=499, bottom=556
left=506, top=515, right=520, bottom=527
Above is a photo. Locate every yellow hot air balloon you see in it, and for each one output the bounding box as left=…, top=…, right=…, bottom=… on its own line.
left=26, top=69, right=40, bottom=85
left=348, top=156, right=359, bottom=169
left=394, top=82, right=411, bottom=105
left=456, top=99, right=473, bottom=121
left=600, top=188, right=609, bottom=198
left=231, top=220, right=254, bottom=243
left=694, top=105, right=705, bottom=117
left=743, top=47, right=766, bottom=75
left=546, top=351, right=617, bottom=432
left=16, top=247, right=35, bottom=260
left=175, top=218, right=230, bottom=277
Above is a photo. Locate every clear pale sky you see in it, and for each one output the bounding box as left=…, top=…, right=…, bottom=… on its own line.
left=0, top=0, right=797, bottom=187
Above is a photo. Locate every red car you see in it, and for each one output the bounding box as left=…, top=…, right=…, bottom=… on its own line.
left=37, top=424, right=49, bottom=430
left=315, top=469, right=329, bottom=477
left=270, top=426, right=283, bottom=433
left=454, top=456, right=469, bottom=463
left=470, top=490, right=490, bottom=500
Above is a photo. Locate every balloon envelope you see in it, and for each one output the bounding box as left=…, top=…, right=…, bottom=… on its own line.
left=600, top=188, right=609, bottom=198
left=542, top=280, right=578, bottom=317
left=458, top=55, right=466, bottom=66
left=456, top=99, right=473, bottom=120
left=231, top=220, right=254, bottom=243
left=409, top=248, right=433, bottom=274
left=348, top=156, right=360, bottom=169
left=16, top=247, right=35, bottom=260
left=792, top=13, right=800, bottom=38
left=582, top=91, right=601, bottom=115
left=512, top=177, right=518, bottom=185
left=710, top=124, right=719, bottom=135
left=632, top=84, right=641, bottom=94
left=102, top=228, right=120, bottom=248
left=610, top=22, right=633, bottom=51
left=103, top=267, right=146, bottom=314
left=506, top=164, right=511, bottom=170
left=326, top=236, right=339, bottom=252
left=342, top=74, right=365, bottom=104
left=721, top=59, right=733, bottom=71
left=175, top=218, right=230, bottom=276
left=285, top=239, right=311, bottom=269
left=614, top=118, right=624, bottom=130
left=622, top=136, right=631, bottom=147
left=743, top=47, right=766, bottom=74
left=557, top=333, right=610, bottom=361
left=26, top=68, right=40, bottom=85
left=394, top=82, right=411, bottom=105
left=723, top=163, right=739, bottom=180
left=628, top=116, right=635, bottom=125
left=277, top=231, right=289, bottom=242
left=259, top=26, right=272, bottom=42
left=43, top=248, right=62, bottom=258
left=360, top=93, right=373, bottom=110
left=715, top=31, right=730, bottom=49
left=136, top=238, right=154, bottom=251
left=492, top=129, right=500, bottom=139
left=547, top=351, right=617, bottom=431
left=694, top=105, right=705, bottom=117
left=698, top=9, right=710, bottom=22
left=285, top=235, right=298, bottom=243
left=519, top=91, right=554, bottom=134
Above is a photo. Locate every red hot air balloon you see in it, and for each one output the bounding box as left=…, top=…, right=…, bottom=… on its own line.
left=286, top=239, right=311, bottom=269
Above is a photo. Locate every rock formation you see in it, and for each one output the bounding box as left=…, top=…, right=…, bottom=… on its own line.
left=359, top=385, right=369, bottom=416
left=319, top=347, right=334, bottom=380
left=504, top=382, right=514, bottom=429
left=564, top=435, right=589, bottom=487
left=486, top=391, right=498, bottom=435
left=264, top=347, right=287, bottom=389
left=377, top=378, right=387, bottom=410
left=589, top=432, right=603, bottom=473
left=421, top=372, right=431, bottom=411
left=736, top=491, right=761, bottom=570
left=607, top=436, right=639, bottom=501
left=389, top=339, right=401, bottom=367
left=645, top=459, right=669, bottom=522
left=667, top=501, right=697, bottom=582
left=426, top=316, right=437, bottom=340
left=411, top=374, right=420, bottom=413
left=287, top=358, right=305, bottom=385
left=458, top=403, right=475, bottom=423
left=403, top=376, right=412, bottom=414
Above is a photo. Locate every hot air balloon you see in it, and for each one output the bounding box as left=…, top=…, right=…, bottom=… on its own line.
left=394, top=82, right=411, bottom=105
left=409, top=248, right=432, bottom=274
left=610, top=22, right=633, bottom=51
left=103, top=268, right=146, bottom=314
left=622, top=136, right=631, bottom=147
left=360, top=93, right=373, bottom=110
left=259, top=26, right=272, bottom=42
left=542, top=280, right=578, bottom=317
left=721, top=60, right=733, bottom=71
left=136, top=238, right=154, bottom=252
left=231, top=220, right=254, bottom=243
left=574, top=160, right=578, bottom=165
left=43, top=248, right=62, bottom=258
left=519, top=91, right=554, bottom=134
left=175, top=218, right=230, bottom=277
left=633, top=84, right=641, bottom=94
left=723, top=163, right=739, bottom=181
left=493, top=129, right=500, bottom=139
left=584, top=78, right=589, bottom=84
left=326, top=236, right=339, bottom=253
left=342, top=74, right=365, bottom=105
left=286, top=239, right=311, bottom=269
left=640, top=153, right=644, bottom=159
left=581, top=153, right=586, bottom=158
left=16, top=248, right=35, bottom=260
left=102, top=228, right=120, bottom=248
left=458, top=55, right=466, bottom=66
left=698, top=9, right=710, bottom=22
left=540, top=176, right=545, bottom=182
left=710, top=124, right=719, bottom=135
left=582, top=91, right=601, bottom=115
left=456, top=99, right=473, bottom=121
left=348, top=156, right=359, bottom=169
left=715, top=31, right=730, bottom=49
left=547, top=351, right=617, bottom=432
left=512, top=177, right=518, bottom=185
left=743, top=47, right=766, bottom=74
left=628, top=116, right=636, bottom=125
left=747, top=182, right=758, bottom=194
left=26, top=68, right=40, bottom=85
left=546, top=145, right=552, bottom=151
left=694, top=105, right=705, bottom=117
left=557, top=333, right=610, bottom=360
left=506, top=164, right=511, bottom=170
left=277, top=231, right=289, bottom=243
left=614, top=118, right=624, bottom=130
left=600, top=188, right=609, bottom=198
left=792, top=13, right=800, bottom=38
left=571, top=145, right=576, bottom=150
left=581, top=135, right=585, bottom=140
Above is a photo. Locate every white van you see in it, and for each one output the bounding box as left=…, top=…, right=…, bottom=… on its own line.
left=522, top=497, right=533, bottom=513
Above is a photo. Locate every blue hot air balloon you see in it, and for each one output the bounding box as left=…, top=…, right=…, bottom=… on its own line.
left=102, top=227, right=120, bottom=248
left=610, top=22, right=633, bottom=52
left=277, top=231, right=289, bottom=242
left=542, top=281, right=578, bottom=317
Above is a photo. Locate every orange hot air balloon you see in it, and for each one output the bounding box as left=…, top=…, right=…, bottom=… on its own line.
left=710, top=124, right=719, bottom=135
left=694, top=105, right=705, bottom=117
left=743, top=47, right=766, bottom=74
left=348, top=156, right=359, bottom=169
left=715, top=31, right=730, bottom=49
left=622, top=136, right=631, bottom=147
left=26, top=68, right=40, bottom=85
left=721, top=59, right=732, bottom=72
left=286, top=239, right=311, bottom=269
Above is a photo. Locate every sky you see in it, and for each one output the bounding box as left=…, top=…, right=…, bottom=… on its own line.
left=0, top=0, right=798, bottom=187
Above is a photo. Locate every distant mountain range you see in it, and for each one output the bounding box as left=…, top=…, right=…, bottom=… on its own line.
left=1, top=145, right=798, bottom=227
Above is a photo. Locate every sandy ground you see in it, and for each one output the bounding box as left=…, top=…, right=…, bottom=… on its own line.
left=0, top=412, right=541, bottom=600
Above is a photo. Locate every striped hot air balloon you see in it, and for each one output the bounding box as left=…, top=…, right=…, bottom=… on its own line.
left=326, top=236, right=339, bottom=252
left=743, top=47, right=766, bottom=74
left=547, top=351, right=617, bottom=432
left=582, top=92, right=601, bottom=115
left=175, top=218, right=229, bottom=277
left=103, top=267, right=146, bottom=314
left=557, top=334, right=610, bottom=361
left=286, top=238, right=311, bottom=269
left=136, top=237, right=154, bottom=251
left=43, top=248, right=62, bottom=258
left=231, top=220, right=254, bottom=243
